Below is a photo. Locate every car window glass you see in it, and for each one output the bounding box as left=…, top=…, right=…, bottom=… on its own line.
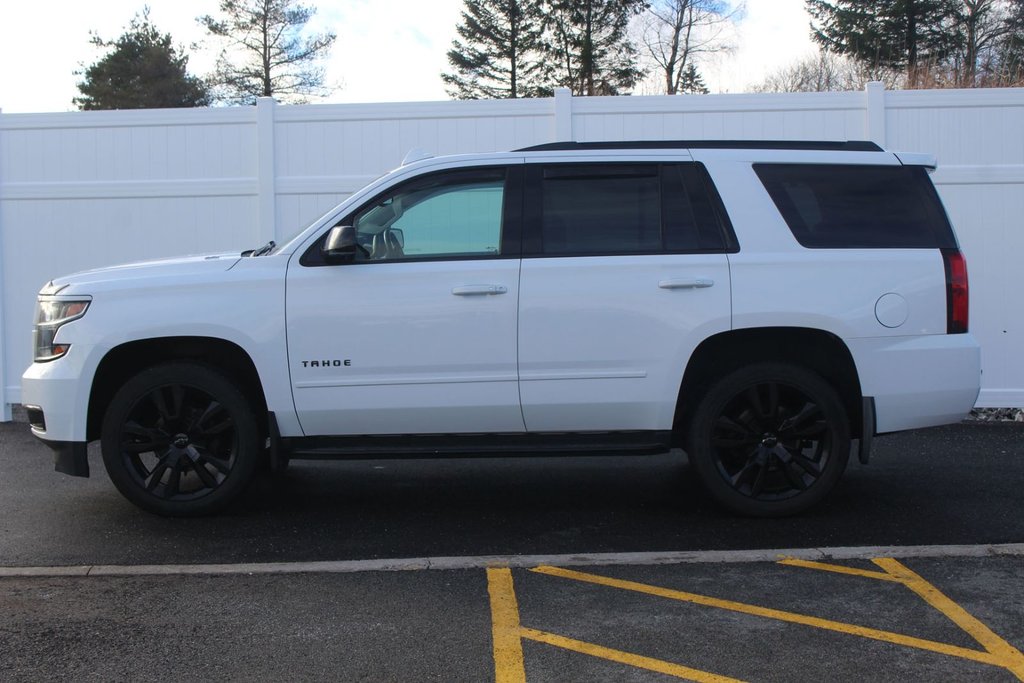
left=352, top=171, right=505, bottom=260
left=754, top=164, right=956, bottom=249
left=540, top=166, right=661, bottom=255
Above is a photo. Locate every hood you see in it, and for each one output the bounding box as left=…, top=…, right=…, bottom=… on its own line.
left=48, top=252, right=243, bottom=291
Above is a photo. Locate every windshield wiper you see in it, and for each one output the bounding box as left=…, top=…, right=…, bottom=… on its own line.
left=242, top=240, right=276, bottom=257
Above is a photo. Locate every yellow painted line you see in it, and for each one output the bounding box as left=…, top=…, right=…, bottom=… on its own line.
left=531, top=565, right=1005, bottom=668
left=873, top=558, right=1024, bottom=681
left=777, top=558, right=902, bottom=582
left=520, top=627, right=745, bottom=683
left=487, top=568, right=527, bottom=683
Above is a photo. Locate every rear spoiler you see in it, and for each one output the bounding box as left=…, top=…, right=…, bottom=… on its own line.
left=895, top=152, right=938, bottom=173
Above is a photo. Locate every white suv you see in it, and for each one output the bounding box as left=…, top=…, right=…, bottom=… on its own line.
left=21, top=141, right=981, bottom=517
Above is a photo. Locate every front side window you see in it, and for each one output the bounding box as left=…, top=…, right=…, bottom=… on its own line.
left=351, top=169, right=506, bottom=261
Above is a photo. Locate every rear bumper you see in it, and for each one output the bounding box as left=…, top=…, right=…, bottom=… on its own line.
left=849, top=333, right=981, bottom=434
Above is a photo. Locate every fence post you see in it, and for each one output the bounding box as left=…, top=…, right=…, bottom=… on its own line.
left=0, top=106, right=10, bottom=421
left=256, top=97, right=277, bottom=243
left=554, top=88, right=573, bottom=142
left=865, top=82, right=887, bottom=148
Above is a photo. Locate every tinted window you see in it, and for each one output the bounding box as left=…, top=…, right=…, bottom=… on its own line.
left=755, top=164, right=956, bottom=249
left=541, top=166, right=660, bottom=254
left=535, top=164, right=730, bottom=255
left=351, top=169, right=505, bottom=260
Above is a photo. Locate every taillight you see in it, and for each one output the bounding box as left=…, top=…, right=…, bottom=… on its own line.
left=942, top=248, right=968, bottom=334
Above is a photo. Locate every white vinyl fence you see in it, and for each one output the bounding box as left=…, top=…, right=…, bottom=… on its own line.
left=1, top=85, right=1023, bottom=419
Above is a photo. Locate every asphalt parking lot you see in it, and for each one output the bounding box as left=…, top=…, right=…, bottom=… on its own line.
left=1, top=419, right=1022, bottom=681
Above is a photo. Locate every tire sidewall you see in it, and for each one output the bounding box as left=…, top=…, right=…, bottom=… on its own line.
left=101, top=362, right=260, bottom=517
left=688, top=362, right=851, bottom=517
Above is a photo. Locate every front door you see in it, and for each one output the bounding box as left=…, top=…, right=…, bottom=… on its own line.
left=286, top=164, right=525, bottom=436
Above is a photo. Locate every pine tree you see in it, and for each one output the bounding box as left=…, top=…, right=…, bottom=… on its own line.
left=443, top=0, right=549, bottom=99
left=199, top=0, right=336, bottom=104
left=545, top=0, right=647, bottom=96
left=74, top=11, right=209, bottom=110
left=806, top=0, right=961, bottom=73
left=1000, top=0, right=1024, bottom=83
left=678, top=63, right=709, bottom=94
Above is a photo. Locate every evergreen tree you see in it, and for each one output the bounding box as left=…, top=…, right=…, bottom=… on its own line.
left=806, top=0, right=961, bottom=73
left=546, top=0, right=647, bottom=95
left=443, top=0, right=549, bottom=99
left=999, top=0, right=1024, bottom=83
left=199, top=0, right=336, bottom=104
left=74, top=11, right=209, bottom=110
left=677, top=62, right=709, bottom=93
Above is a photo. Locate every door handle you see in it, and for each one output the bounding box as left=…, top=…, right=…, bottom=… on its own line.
left=451, top=285, right=508, bottom=296
left=659, top=278, right=714, bottom=290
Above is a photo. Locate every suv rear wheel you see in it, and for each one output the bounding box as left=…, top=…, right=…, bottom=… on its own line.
left=100, top=362, right=260, bottom=516
left=687, top=362, right=850, bottom=517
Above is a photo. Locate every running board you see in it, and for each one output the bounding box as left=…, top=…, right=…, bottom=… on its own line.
left=280, top=430, right=674, bottom=461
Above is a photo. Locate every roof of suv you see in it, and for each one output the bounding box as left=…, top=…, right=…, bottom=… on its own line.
left=516, top=140, right=883, bottom=152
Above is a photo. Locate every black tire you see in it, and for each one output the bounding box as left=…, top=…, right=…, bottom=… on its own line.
left=687, top=362, right=850, bottom=517
left=100, top=362, right=260, bottom=517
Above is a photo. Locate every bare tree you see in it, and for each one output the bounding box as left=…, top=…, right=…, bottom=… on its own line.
left=752, top=50, right=903, bottom=93
left=199, top=0, right=336, bottom=104
left=642, top=0, right=740, bottom=94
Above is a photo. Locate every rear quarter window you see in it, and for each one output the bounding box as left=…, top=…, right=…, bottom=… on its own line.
left=754, top=163, right=956, bottom=249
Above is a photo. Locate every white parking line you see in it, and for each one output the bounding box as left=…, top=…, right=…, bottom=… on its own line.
left=0, top=543, right=1021, bottom=578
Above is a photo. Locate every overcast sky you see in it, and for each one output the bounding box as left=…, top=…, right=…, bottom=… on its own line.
left=0, top=0, right=817, bottom=113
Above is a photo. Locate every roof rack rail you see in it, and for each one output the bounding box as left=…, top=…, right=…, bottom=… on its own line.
left=515, top=140, right=884, bottom=152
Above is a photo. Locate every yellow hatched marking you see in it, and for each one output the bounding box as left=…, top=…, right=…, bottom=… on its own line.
left=487, top=568, right=526, bottom=683
left=777, top=558, right=902, bottom=582
left=520, top=627, right=745, bottom=683
left=531, top=565, right=1004, bottom=668
left=873, top=558, right=1024, bottom=681
left=487, top=567, right=742, bottom=682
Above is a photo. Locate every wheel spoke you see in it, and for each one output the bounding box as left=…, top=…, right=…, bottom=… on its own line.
left=123, top=440, right=166, bottom=454
left=145, top=458, right=171, bottom=491
left=189, top=454, right=218, bottom=489
left=196, top=402, right=233, bottom=437
left=150, top=388, right=171, bottom=422
left=729, top=458, right=758, bottom=487
left=779, top=402, right=821, bottom=435
left=197, top=454, right=231, bottom=475
left=165, top=462, right=183, bottom=497
left=712, top=415, right=760, bottom=448
left=790, top=451, right=822, bottom=477
left=750, top=458, right=768, bottom=497
left=792, top=418, right=828, bottom=439
left=777, top=448, right=809, bottom=491
left=169, top=384, right=185, bottom=421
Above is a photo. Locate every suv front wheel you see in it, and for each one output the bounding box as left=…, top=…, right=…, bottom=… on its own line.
left=687, top=362, right=850, bottom=517
left=100, top=362, right=260, bottom=516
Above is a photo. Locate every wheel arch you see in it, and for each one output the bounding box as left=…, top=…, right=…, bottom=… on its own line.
left=673, top=327, right=863, bottom=444
left=87, top=337, right=268, bottom=441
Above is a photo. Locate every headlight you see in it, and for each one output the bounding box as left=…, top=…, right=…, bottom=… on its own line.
left=34, top=298, right=90, bottom=362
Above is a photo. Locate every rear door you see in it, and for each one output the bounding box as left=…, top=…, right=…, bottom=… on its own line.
left=517, top=160, right=735, bottom=432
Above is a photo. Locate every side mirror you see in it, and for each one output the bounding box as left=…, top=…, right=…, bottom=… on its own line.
left=323, top=225, right=358, bottom=263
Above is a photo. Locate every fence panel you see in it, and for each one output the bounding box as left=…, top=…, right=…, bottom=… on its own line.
left=2, top=86, right=1022, bottom=416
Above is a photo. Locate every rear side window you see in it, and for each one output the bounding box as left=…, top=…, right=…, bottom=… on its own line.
left=528, top=163, right=734, bottom=256
left=754, top=164, right=956, bottom=249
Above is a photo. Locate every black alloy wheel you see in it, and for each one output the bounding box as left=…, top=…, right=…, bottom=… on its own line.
left=101, top=362, right=260, bottom=516
left=688, top=363, right=850, bottom=517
